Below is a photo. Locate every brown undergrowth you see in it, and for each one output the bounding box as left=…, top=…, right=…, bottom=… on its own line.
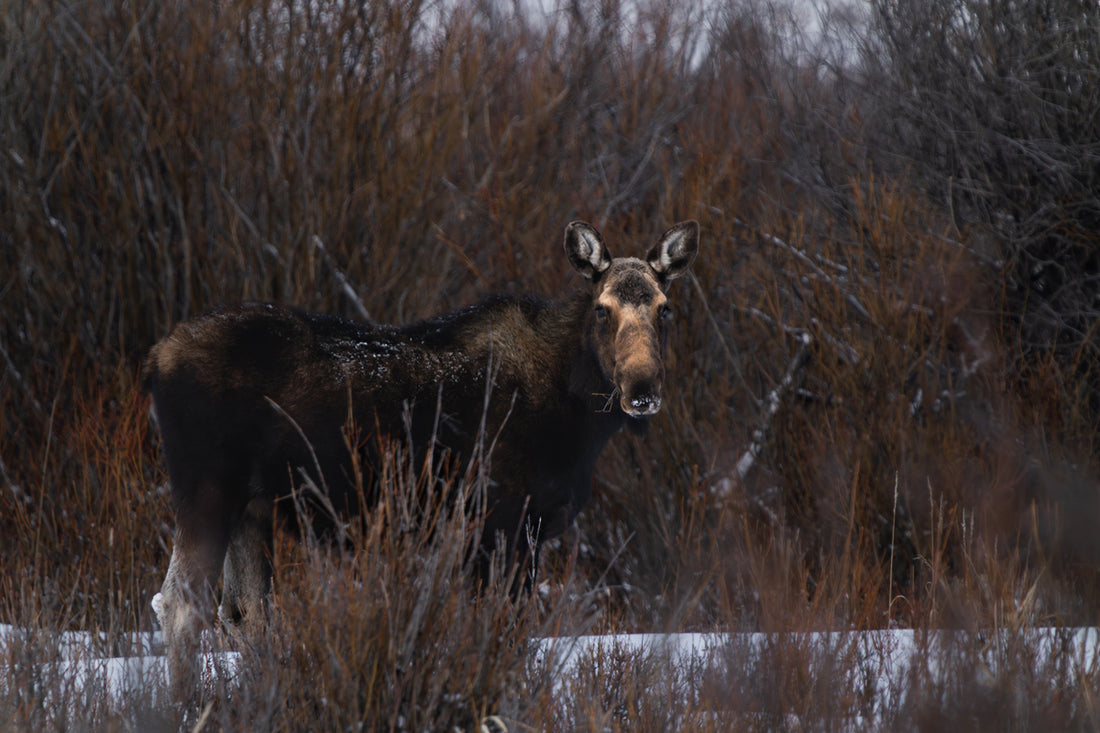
left=3, top=0, right=1100, bottom=728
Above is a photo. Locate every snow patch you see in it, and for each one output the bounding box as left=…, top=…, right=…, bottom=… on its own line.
left=4, top=623, right=1099, bottom=720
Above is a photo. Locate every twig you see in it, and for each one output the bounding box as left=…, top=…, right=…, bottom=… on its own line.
left=0, top=456, right=17, bottom=496
left=600, top=129, right=661, bottom=226
left=0, top=340, right=44, bottom=419
left=265, top=396, right=348, bottom=547
left=738, top=303, right=860, bottom=365
left=689, top=272, right=751, bottom=391
left=715, top=331, right=813, bottom=498
left=887, top=473, right=901, bottom=620
left=741, top=219, right=874, bottom=322
left=312, top=235, right=372, bottom=322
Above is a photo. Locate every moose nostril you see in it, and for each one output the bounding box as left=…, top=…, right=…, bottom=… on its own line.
left=625, top=393, right=661, bottom=415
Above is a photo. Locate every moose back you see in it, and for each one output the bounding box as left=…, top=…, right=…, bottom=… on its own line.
left=145, top=220, right=699, bottom=653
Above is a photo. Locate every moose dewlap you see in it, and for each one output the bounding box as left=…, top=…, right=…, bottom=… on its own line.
left=145, top=220, right=699, bottom=661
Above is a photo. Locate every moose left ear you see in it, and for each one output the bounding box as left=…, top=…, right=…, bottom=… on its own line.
left=565, top=221, right=613, bottom=281
left=646, top=220, right=699, bottom=283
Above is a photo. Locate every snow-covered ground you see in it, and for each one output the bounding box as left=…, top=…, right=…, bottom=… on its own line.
left=537, top=627, right=1100, bottom=722
left=5, top=621, right=1099, bottom=719
left=0, top=623, right=236, bottom=711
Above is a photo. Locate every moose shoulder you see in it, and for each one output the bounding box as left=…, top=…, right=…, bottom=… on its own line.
left=145, top=220, right=699, bottom=658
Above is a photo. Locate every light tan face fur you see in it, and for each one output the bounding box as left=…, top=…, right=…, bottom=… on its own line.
left=591, top=260, right=669, bottom=416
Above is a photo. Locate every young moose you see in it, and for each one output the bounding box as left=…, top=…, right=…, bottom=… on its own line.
left=145, top=220, right=699, bottom=667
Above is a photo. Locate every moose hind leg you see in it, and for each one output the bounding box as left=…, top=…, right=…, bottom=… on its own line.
left=156, top=489, right=242, bottom=702
left=219, top=497, right=274, bottom=629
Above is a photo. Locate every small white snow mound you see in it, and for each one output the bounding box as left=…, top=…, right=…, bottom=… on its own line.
left=151, top=591, right=167, bottom=633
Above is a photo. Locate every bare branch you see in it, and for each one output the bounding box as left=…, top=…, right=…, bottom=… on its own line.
left=312, top=235, right=372, bottom=323
left=715, top=331, right=813, bottom=499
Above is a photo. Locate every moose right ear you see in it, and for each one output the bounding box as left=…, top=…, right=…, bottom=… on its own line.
left=564, top=221, right=612, bottom=281
left=646, top=220, right=699, bottom=284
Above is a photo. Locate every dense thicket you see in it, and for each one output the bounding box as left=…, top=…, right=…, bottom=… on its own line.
left=863, top=0, right=1100, bottom=414
left=2, top=0, right=1100, bottom=677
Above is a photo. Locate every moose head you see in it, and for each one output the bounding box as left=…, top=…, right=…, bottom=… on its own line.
left=565, top=220, right=699, bottom=417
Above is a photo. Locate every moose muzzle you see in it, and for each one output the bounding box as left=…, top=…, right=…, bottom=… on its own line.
left=614, top=322, right=664, bottom=417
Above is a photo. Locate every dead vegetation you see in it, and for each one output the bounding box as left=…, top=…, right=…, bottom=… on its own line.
left=3, top=0, right=1100, bottom=728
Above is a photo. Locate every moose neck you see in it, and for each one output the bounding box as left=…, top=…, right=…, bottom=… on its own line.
left=449, top=288, right=631, bottom=434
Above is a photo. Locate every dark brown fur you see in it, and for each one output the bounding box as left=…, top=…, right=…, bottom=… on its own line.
left=145, top=221, right=699, bottom=686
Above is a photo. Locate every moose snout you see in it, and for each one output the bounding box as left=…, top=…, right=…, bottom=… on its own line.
left=613, top=324, right=665, bottom=417
left=618, top=375, right=663, bottom=416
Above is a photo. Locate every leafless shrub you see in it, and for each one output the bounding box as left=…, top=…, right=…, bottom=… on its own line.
left=3, top=0, right=1100, bottom=725
left=859, top=0, right=1100, bottom=396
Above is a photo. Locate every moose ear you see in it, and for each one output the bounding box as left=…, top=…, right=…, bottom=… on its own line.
left=564, top=221, right=612, bottom=281
left=646, top=220, right=699, bottom=283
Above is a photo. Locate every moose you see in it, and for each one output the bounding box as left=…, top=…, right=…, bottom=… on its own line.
left=145, top=220, right=699, bottom=680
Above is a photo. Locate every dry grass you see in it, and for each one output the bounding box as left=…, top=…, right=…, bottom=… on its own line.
left=3, top=0, right=1100, bottom=728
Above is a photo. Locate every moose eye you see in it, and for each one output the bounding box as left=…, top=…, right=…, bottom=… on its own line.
left=658, top=305, right=673, bottom=321
left=594, top=305, right=609, bottom=321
